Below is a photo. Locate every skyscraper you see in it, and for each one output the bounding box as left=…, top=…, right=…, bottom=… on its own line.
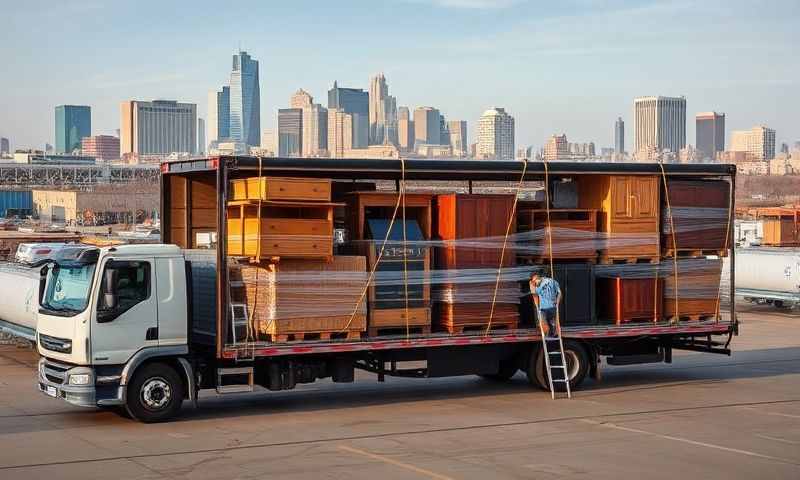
left=328, top=108, right=353, bottom=158
left=120, top=100, right=197, bottom=160
left=413, top=107, right=441, bottom=147
left=477, top=108, right=515, bottom=160
left=544, top=134, right=569, bottom=161
left=197, top=118, right=206, bottom=155
left=368, top=73, right=397, bottom=145
left=302, top=104, right=328, bottom=157
left=731, top=126, right=776, bottom=161
left=291, top=89, right=313, bottom=109
left=0, top=137, right=9, bottom=155
left=448, top=120, right=467, bottom=157
left=614, top=117, right=624, bottom=154
left=229, top=51, right=261, bottom=146
left=695, top=112, right=725, bottom=161
left=397, top=106, right=414, bottom=151
left=278, top=108, right=303, bottom=157
left=208, top=87, right=230, bottom=147
left=328, top=81, right=369, bottom=148
left=634, top=96, right=686, bottom=154
left=55, top=105, right=91, bottom=153
left=81, top=135, right=120, bottom=162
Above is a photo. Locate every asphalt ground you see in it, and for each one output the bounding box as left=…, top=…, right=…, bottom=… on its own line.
left=0, top=303, right=798, bottom=479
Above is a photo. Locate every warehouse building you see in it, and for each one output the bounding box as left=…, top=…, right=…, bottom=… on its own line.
left=32, top=187, right=159, bottom=225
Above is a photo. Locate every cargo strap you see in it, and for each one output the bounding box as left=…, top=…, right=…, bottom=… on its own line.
left=658, top=162, right=679, bottom=324
left=487, top=158, right=528, bottom=333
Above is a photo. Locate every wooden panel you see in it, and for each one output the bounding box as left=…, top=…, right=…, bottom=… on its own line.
left=611, top=176, right=631, bottom=218
left=435, top=303, right=519, bottom=330
left=191, top=208, right=216, bottom=229
left=169, top=176, right=187, bottom=207
left=263, top=218, right=330, bottom=236
left=369, top=307, right=431, bottom=328
left=518, top=209, right=598, bottom=259
left=346, top=192, right=433, bottom=241
left=634, top=177, right=658, bottom=218
left=663, top=298, right=720, bottom=319
left=662, top=180, right=730, bottom=251
left=170, top=208, right=187, bottom=229
left=191, top=177, right=217, bottom=209
left=170, top=228, right=186, bottom=249
left=258, top=238, right=332, bottom=258
left=598, top=277, right=663, bottom=323
left=231, top=177, right=332, bottom=202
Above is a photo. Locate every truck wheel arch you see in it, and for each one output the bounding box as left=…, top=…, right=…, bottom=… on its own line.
left=120, top=347, right=195, bottom=404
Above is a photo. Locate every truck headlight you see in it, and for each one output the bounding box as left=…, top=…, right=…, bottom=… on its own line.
left=68, top=374, right=91, bottom=386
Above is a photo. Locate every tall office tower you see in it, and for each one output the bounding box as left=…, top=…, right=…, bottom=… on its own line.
left=80, top=135, right=120, bottom=162
left=439, top=114, right=450, bottom=146
left=614, top=117, right=625, bottom=154
left=397, top=106, right=414, bottom=151
left=696, top=112, right=725, bottom=161
left=731, top=126, right=776, bottom=161
left=328, top=108, right=353, bottom=158
left=328, top=81, right=369, bottom=148
left=780, top=143, right=789, bottom=155
left=291, top=89, right=313, bottom=109
left=208, top=86, right=230, bottom=146
left=0, top=137, right=9, bottom=155
left=413, top=107, right=441, bottom=147
left=197, top=118, right=206, bottom=155
left=368, top=73, right=397, bottom=145
left=477, top=107, right=515, bottom=160
left=278, top=108, right=303, bottom=157
left=634, top=96, right=686, bottom=153
left=544, top=134, right=569, bottom=161
left=448, top=120, right=467, bottom=157
left=261, top=130, right=277, bottom=155
left=120, top=100, right=197, bottom=159
left=229, top=51, right=261, bottom=146
left=55, top=105, right=91, bottom=153
left=302, top=104, right=328, bottom=157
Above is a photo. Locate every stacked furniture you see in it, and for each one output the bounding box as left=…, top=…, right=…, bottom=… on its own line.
left=577, top=175, right=660, bottom=263
left=434, top=194, right=519, bottom=333
left=517, top=208, right=598, bottom=261
left=227, top=177, right=337, bottom=260
left=346, top=192, right=433, bottom=336
left=230, top=256, right=367, bottom=342
left=520, top=263, right=596, bottom=326
left=662, top=180, right=731, bottom=256
left=662, top=258, right=723, bottom=322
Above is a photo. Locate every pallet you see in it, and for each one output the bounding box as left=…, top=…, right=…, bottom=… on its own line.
left=264, top=330, right=363, bottom=343
left=663, top=248, right=727, bottom=258
left=599, top=256, right=659, bottom=265
left=617, top=316, right=660, bottom=325
left=367, top=325, right=431, bottom=337
left=664, top=313, right=717, bottom=323
left=440, top=321, right=518, bottom=335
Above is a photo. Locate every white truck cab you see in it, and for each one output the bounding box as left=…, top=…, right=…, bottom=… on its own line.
left=36, top=244, right=196, bottom=422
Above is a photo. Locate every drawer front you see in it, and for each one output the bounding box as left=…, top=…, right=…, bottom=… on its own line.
left=265, top=178, right=331, bottom=202
left=258, top=238, right=333, bottom=258
left=263, top=218, right=331, bottom=237
left=370, top=307, right=431, bottom=327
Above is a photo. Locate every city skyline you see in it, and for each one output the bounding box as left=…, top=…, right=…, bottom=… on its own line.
left=1, top=1, right=798, bottom=151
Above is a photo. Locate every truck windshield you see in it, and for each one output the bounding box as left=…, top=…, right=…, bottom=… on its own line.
left=41, top=263, right=97, bottom=316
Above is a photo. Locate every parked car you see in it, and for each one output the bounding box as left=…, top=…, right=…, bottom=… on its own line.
left=15, top=243, right=70, bottom=265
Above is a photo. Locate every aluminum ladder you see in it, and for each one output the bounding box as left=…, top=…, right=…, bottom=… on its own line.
left=538, top=309, right=572, bottom=399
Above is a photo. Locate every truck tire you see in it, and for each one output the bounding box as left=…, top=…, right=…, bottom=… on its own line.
left=526, top=340, right=589, bottom=392
left=125, top=362, right=184, bottom=423
left=479, top=358, right=519, bottom=381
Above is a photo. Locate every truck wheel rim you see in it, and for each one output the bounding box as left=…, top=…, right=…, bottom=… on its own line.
left=564, top=351, right=580, bottom=380
left=141, top=377, right=171, bottom=410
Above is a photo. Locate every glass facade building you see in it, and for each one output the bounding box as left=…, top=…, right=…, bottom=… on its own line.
left=229, top=51, right=261, bottom=146
left=278, top=108, right=303, bottom=157
left=55, top=105, right=91, bottom=154
left=328, top=81, right=369, bottom=148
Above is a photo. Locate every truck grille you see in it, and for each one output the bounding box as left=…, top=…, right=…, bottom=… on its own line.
left=42, top=359, right=70, bottom=385
left=39, top=333, right=72, bottom=354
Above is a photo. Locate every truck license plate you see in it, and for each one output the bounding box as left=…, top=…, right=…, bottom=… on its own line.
left=45, top=386, right=57, bottom=397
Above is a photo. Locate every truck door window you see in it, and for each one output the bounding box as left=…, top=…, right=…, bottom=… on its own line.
left=98, top=261, right=151, bottom=318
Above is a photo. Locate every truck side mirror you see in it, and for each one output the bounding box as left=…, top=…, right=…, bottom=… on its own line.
left=99, top=268, right=119, bottom=318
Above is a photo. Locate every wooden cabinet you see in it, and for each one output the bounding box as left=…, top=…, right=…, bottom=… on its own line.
left=757, top=208, right=800, bottom=246
left=577, top=175, right=660, bottom=259
left=434, top=194, right=516, bottom=268
left=662, top=180, right=730, bottom=254
left=597, top=277, right=663, bottom=324
left=230, top=177, right=331, bottom=203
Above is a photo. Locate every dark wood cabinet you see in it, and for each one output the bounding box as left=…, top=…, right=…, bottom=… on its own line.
left=520, top=264, right=596, bottom=327
left=662, top=180, right=730, bottom=254
left=597, top=277, right=663, bottom=324
left=517, top=209, right=598, bottom=260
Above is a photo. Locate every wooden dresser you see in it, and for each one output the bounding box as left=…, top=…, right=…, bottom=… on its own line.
left=577, top=175, right=660, bottom=260
left=662, top=180, right=730, bottom=255
left=517, top=208, right=598, bottom=261
left=597, top=277, right=663, bottom=324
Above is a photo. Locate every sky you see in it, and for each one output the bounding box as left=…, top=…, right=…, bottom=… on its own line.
left=1, top=0, right=798, bottom=152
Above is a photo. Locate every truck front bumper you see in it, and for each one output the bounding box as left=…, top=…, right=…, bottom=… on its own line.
left=38, top=358, right=124, bottom=408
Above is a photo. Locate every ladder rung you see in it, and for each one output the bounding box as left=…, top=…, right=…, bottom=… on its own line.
left=551, top=365, right=568, bottom=369
left=552, top=379, right=568, bottom=383
left=549, top=351, right=561, bottom=355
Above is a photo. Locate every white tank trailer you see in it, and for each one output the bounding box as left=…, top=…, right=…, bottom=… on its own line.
left=0, top=263, right=40, bottom=339
left=727, top=247, right=800, bottom=308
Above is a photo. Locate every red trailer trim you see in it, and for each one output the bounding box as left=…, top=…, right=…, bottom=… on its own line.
left=221, top=321, right=733, bottom=359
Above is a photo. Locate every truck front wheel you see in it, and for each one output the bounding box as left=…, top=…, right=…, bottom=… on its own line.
left=125, top=362, right=184, bottom=423
left=526, top=340, right=589, bottom=392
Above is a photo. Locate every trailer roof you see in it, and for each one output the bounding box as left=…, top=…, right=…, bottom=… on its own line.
left=161, top=156, right=736, bottom=181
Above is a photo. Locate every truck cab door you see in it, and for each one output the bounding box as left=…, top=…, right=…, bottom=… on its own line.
left=92, top=258, right=158, bottom=365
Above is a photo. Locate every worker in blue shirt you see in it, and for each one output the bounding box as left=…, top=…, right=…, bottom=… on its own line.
left=530, top=272, right=562, bottom=337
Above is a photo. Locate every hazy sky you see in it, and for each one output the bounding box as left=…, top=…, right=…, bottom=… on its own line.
left=1, top=0, right=798, bottom=151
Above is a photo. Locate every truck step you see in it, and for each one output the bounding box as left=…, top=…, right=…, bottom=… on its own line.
left=216, top=367, right=254, bottom=394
